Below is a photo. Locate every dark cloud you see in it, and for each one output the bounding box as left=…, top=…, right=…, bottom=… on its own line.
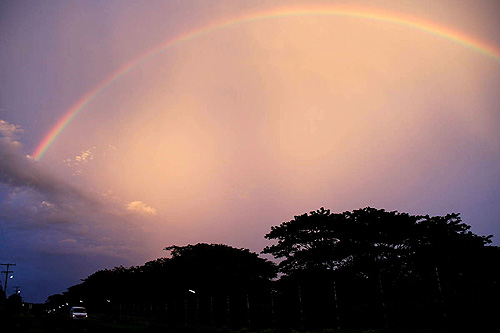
left=0, top=120, right=100, bottom=213
left=0, top=120, right=148, bottom=302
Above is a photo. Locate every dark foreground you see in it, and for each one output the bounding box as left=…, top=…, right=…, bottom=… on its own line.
left=3, top=313, right=497, bottom=333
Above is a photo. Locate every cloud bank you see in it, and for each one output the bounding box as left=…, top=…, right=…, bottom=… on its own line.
left=0, top=120, right=154, bottom=301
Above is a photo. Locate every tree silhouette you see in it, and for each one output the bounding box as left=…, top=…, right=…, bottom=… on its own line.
left=263, top=207, right=421, bottom=278
left=42, top=209, right=499, bottom=330
left=56, top=243, right=276, bottom=327
left=6, top=293, right=23, bottom=314
left=263, top=207, right=500, bottom=330
left=163, top=243, right=277, bottom=295
left=0, top=285, right=5, bottom=307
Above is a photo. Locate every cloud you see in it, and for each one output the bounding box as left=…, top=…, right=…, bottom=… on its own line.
left=62, top=147, right=97, bottom=175
left=59, top=238, right=78, bottom=244
left=0, top=119, right=23, bottom=140
left=74, top=149, right=94, bottom=163
left=0, top=119, right=149, bottom=260
left=126, top=200, right=157, bottom=215
left=0, top=125, right=99, bottom=211
left=62, top=145, right=119, bottom=176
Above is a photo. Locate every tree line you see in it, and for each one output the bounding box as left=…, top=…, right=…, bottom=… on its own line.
left=43, top=207, right=500, bottom=331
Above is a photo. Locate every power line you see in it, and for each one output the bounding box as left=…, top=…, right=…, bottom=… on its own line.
left=1, top=263, right=16, bottom=294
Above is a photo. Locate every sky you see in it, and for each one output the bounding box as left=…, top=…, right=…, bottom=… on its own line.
left=1, top=0, right=499, bottom=303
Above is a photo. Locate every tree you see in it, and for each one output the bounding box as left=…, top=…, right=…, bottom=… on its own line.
left=56, top=243, right=277, bottom=327
left=163, top=243, right=277, bottom=294
left=6, top=293, right=23, bottom=314
left=263, top=207, right=421, bottom=278
left=263, top=207, right=499, bottom=329
left=0, top=285, right=5, bottom=303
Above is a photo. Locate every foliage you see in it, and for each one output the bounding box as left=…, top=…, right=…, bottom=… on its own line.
left=5, top=293, right=23, bottom=314
left=0, top=285, right=5, bottom=306
left=263, top=207, right=499, bottom=330
left=263, top=207, right=492, bottom=277
left=42, top=208, right=499, bottom=331
left=52, top=243, right=276, bottom=327
left=163, top=243, right=277, bottom=294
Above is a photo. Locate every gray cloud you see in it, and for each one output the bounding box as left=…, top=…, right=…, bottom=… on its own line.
left=0, top=129, right=98, bottom=210
left=0, top=119, right=147, bottom=256
left=0, top=120, right=152, bottom=302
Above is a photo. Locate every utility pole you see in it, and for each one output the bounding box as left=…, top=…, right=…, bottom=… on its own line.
left=1, top=263, right=16, bottom=294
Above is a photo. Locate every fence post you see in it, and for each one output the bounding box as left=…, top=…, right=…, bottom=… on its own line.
left=435, top=266, right=448, bottom=328
left=378, top=273, right=388, bottom=328
left=333, top=280, right=341, bottom=331
left=246, top=293, right=251, bottom=327
left=298, top=285, right=304, bottom=330
left=271, top=290, right=276, bottom=327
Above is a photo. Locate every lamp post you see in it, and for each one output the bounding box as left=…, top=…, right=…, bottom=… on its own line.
left=186, top=289, right=198, bottom=326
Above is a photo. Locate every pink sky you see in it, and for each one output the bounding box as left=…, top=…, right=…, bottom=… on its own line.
left=1, top=0, right=499, bottom=302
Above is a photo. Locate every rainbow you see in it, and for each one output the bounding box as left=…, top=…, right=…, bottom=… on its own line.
left=33, top=5, right=500, bottom=160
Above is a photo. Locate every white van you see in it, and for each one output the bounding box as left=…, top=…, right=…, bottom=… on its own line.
left=70, top=306, right=88, bottom=319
